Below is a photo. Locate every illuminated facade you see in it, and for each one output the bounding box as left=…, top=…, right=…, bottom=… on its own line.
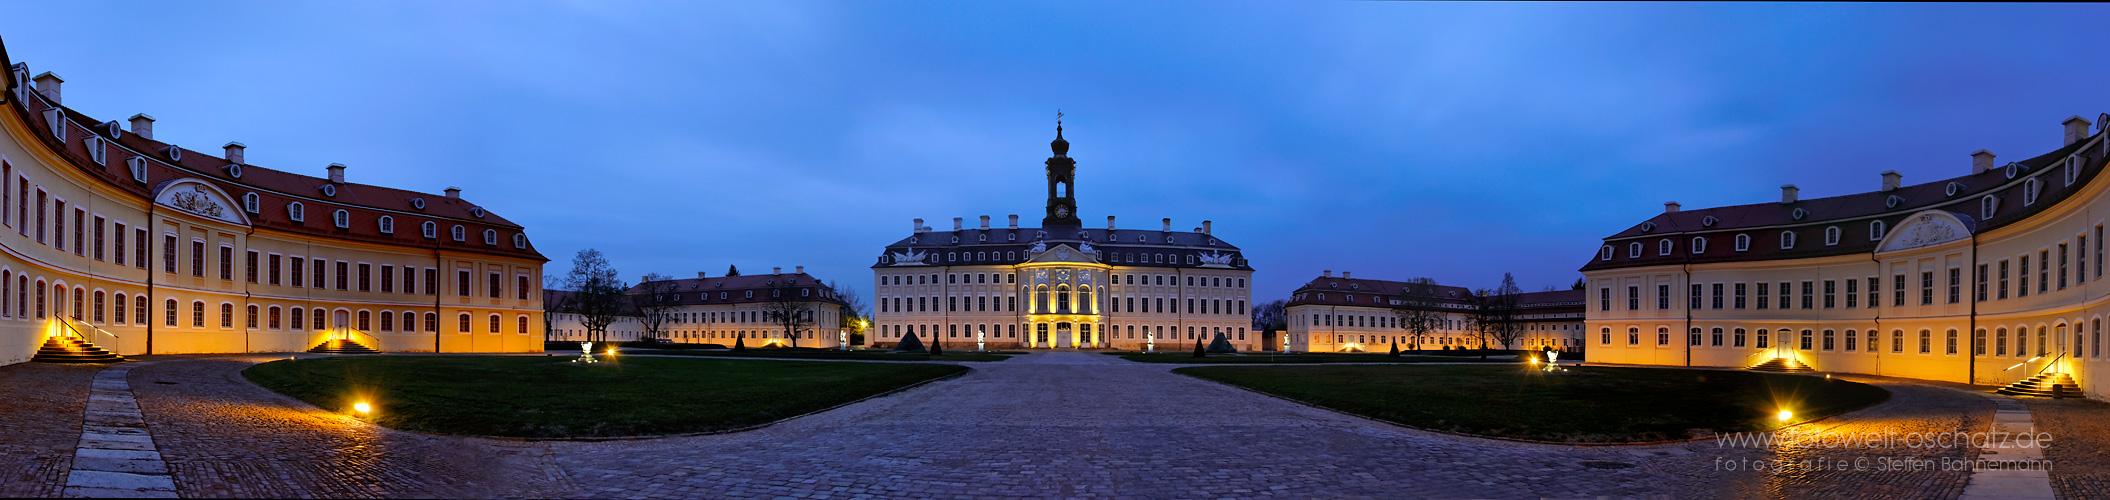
left=1584, top=114, right=2110, bottom=398
left=0, top=47, right=546, bottom=365
left=867, top=124, right=1257, bottom=351
left=1284, top=271, right=1584, bottom=353
left=547, top=267, right=851, bottom=348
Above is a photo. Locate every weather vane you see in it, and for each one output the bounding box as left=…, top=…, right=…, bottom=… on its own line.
left=1056, top=109, right=1063, bottom=125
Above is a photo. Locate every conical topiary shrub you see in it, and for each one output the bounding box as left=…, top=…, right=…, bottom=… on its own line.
left=1206, top=332, right=1238, bottom=354
left=1389, top=341, right=1400, bottom=357
left=930, top=334, right=945, bottom=356
left=1192, top=335, right=1206, bottom=358
left=732, top=335, right=747, bottom=352
left=892, top=331, right=927, bottom=353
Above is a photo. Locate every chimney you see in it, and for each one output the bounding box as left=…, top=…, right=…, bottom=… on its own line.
left=1203, top=220, right=1213, bottom=235
left=1107, top=216, right=1117, bottom=230
left=1880, top=170, right=1902, bottom=192
left=30, top=72, right=61, bottom=104
left=1007, top=214, right=1018, bottom=229
left=1161, top=218, right=1172, bottom=231
left=223, top=142, right=246, bottom=164
left=979, top=215, right=990, bottom=229
left=444, top=187, right=461, bottom=199
left=795, top=265, right=805, bottom=274
left=2066, top=115, right=2092, bottom=146
left=1972, top=150, right=1996, bottom=174
left=773, top=266, right=782, bottom=275
left=1780, top=184, right=1799, bottom=204
left=1323, top=270, right=1333, bottom=278
left=1664, top=201, right=1681, bottom=213
left=697, top=271, right=707, bottom=279
left=326, top=163, right=346, bottom=183
left=1342, top=271, right=1351, bottom=279
left=952, top=217, right=963, bottom=231
left=128, top=114, right=155, bottom=140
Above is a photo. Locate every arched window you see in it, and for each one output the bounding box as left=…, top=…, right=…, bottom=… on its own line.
left=1824, top=226, right=1841, bottom=246
left=246, top=304, right=259, bottom=329
left=450, top=225, right=466, bottom=241
left=2024, top=178, right=2041, bottom=205
left=1734, top=234, right=1750, bottom=252
left=1599, top=245, right=1613, bottom=261
left=1983, top=195, right=1999, bottom=219
left=421, top=221, right=437, bottom=239
left=242, top=192, right=259, bottom=213
left=488, top=314, right=501, bottom=334
left=287, top=202, right=305, bottom=222
left=458, top=313, right=471, bottom=333
left=513, top=233, right=527, bottom=249
left=269, top=306, right=282, bottom=329
left=1056, top=285, right=1072, bottom=313
left=1781, top=231, right=1797, bottom=249
left=378, top=216, right=394, bottom=234
left=1035, top=285, right=1049, bottom=313
left=1919, top=329, right=1932, bottom=354
left=1691, top=237, right=1707, bottom=254
left=1628, top=242, right=1642, bottom=258
left=332, top=210, right=350, bottom=229
left=1870, top=220, right=1887, bottom=241
left=483, top=229, right=497, bottom=245
left=517, top=315, right=529, bottom=334
left=1658, top=239, right=1673, bottom=256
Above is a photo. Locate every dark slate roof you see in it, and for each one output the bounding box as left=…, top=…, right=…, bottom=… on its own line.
left=1285, top=275, right=1583, bottom=313
left=872, top=226, right=1254, bottom=270
left=629, top=272, right=848, bottom=307
left=1583, top=122, right=2108, bottom=272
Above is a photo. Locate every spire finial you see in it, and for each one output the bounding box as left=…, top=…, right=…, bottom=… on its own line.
left=1050, top=111, right=1070, bottom=157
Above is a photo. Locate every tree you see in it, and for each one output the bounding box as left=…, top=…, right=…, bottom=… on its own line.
left=725, top=265, right=742, bottom=277
left=632, top=273, right=682, bottom=342
left=763, top=277, right=815, bottom=348
left=1251, top=299, right=1287, bottom=350
left=1463, top=288, right=1497, bottom=358
left=832, top=281, right=870, bottom=346
left=1571, top=277, right=1586, bottom=290
left=1487, top=273, right=1526, bottom=351
left=561, top=249, right=629, bottom=345
left=1392, top=277, right=1445, bottom=352
left=541, top=276, right=569, bottom=342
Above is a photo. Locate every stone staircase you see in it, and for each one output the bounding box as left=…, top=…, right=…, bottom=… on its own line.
left=1746, top=357, right=1815, bottom=372
left=307, top=339, right=379, bottom=354
left=30, top=336, right=123, bottom=363
left=1995, top=372, right=2083, bottom=398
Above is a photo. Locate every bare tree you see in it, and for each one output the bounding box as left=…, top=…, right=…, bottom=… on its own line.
left=764, top=277, right=816, bottom=348
left=542, top=276, right=568, bottom=342
left=1463, top=288, right=1498, bottom=357
left=561, top=249, right=630, bottom=345
left=1392, top=277, right=1445, bottom=351
left=632, top=273, right=683, bottom=342
left=1251, top=299, right=1287, bottom=350
left=831, top=281, right=869, bottom=345
left=1487, top=273, right=1526, bottom=351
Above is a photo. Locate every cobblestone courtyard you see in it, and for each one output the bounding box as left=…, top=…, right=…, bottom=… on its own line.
left=0, top=352, right=2075, bottom=499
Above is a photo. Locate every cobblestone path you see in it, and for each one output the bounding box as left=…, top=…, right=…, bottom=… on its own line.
left=0, top=361, right=98, bottom=498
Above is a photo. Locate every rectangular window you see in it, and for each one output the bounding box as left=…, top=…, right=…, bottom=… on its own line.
left=358, top=263, right=372, bottom=292
left=2081, top=237, right=2089, bottom=284
left=314, top=260, right=326, bottom=289
left=1947, top=268, right=1961, bottom=304
left=48, top=198, right=58, bottom=248
left=34, top=190, right=45, bottom=243
left=1920, top=271, right=1933, bottom=305
left=113, top=222, right=125, bottom=265
left=1977, top=264, right=1989, bottom=302
left=458, top=270, right=471, bottom=297
left=218, top=246, right=232, bottom=280
left=1893, top=274, right=1906, bottom=306
left=1710, top=283, right=1723, bottom=309
left=1823, top=280, right=1836, bottom=309
left=518, top=275, right=530, bottom=300
left=1599, top=288, right=1610, bottom=311
left=2098, top=225, right=2105, bottom=279
left=1867, top=277, right=1879, bottom=308
left=191, top=240, right=205, bottom=277
left=162, top=234, right=177, bottom=273
left=488, top=272, right=501, bottom=298
left=92, top=216, right=104, bottom=260
left=380, top=265, right=394, bottom=293
left=335, top=261, right=348, bottom=290
left=134, top=228, right=147, bottom=269
left=1778, top=281, right=1791, bottom=310
left=1656, top=284, right=1669, bottom=310
left=1800, top=281, right=1813, bottom=310
left=269, top=255, right=282, bottom=286
left=1845, top=279, right=1859, bottom=308
left=71, top=209, right=81, bottom=255
left=405, top=267, right=418, bottom=294
left=1999, top=260, right=2011, bottom=299
left=1756, top=282, right=1769, bottom=309
left=1688, top=283, right=1701, bottom=310
left=426, top=269, right=439, bottom=295
left=2041, top=249, right=2051, bottom=293
left=245, top=250, right=258, bottom=283
left=1733, top=283, right=1747, bottom=309
left=290, top=257, right=305, bottom=287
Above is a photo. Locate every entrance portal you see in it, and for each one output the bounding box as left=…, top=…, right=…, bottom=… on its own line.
left=1056, top=323, right=1073, bottom=348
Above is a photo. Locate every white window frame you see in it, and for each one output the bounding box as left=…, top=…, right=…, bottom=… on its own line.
left=1658, top=239, right=1673, bottom=256
left=1691, top=236, right=1707, bottom=254
left=1734, top=234, right=1750, bottom=252
left=1628, top=242, right=1642, bottom=258
left=450, top=225, right=466, bottom=242
left=1870, top=220, right=1886, bottom=241
left=1983, top=195, right=1999, bottom=219
left=1781, top=231, right=1797, bottom=249
left=1824, top=226, right=1841, bottom=246
left=331, top=209, right=350, bottom=229
left=421, top=221, right=437, bottom=239
left=483, top=229, right=497, bottom=245
left=241, top=192, right=259, bottom=214
left=377, top=216, right=394, bottom=234
left=287, top=202, right=305, bottom=222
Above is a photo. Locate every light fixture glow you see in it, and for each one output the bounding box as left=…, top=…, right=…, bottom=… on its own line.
left=1777, top=410, right=1792, bottom=421
left=353, top=402, right=371, bottom=414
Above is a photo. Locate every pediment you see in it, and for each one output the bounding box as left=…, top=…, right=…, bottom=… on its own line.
left=1875, top=210, right=1972, bottom=253
left=153, top=179, right=250, bottom=226
left=1025, top=243, right=1100, bottom=264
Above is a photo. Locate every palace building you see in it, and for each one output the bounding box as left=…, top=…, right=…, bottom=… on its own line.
left=546, top=267, right=852, bottom=348
left=867, top=123, right=1257, bottom=351
left=1584, top=114, right=2110, bottom=398
left=1284, top=271, right=1585, bottom=353
left=0, top=44, right=546, bottom=365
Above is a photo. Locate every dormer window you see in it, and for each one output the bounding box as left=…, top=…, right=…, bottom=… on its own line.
left=241, top=192, right=259, bottom=214
left=161, top=146, right=181, bottom=161
left=84, top=136, right=106, bottom=165
left=483, top=229, right=497, bottom=245
left=1007, top=233, right=1016, bottom=241
left=2005, top=162, right=2022, bottom=179
left=470, top=207, right=486, bottom=218
left=2024, top=178, right=2041, bottom=205
left=1701, top=216, right=1717, bottom=227
left=1885, top=195, right=1903, bottom=209
left=101, top=121, right=122, bottom=138
left=513, top=233, right=527, bottom=249
left=226, top=164, right=243, bottom=179
left=411, top=198, right=426, bottom=210
left=1870, top=220, right=1887, bottom=241
left=1600, top=245, right=1613, bottom=261
left=1983, top=195, right=1999, bottom=219
left=978, top=234, right=986, bottom=242
left=287, top=202, right=305, bottom=222
left=1658, top=239, right=1673, bottom=256
left=1690, top=236, right=1707, bottom=254
left=1734, top=233, right=1750, bottom=252
left=421, top=221, right=437, bottom=239
left=450, top=225, right=466, bottom=242
left=2067, top=156, right=2082, bottom=186
left=41, top=108, right=64, bottom=140
left=378, top=216, right=394, bottom=234
left=126, top=156, right=147, bottom=183
left=1640, top=222, right=1656, bottom=232
left=1791, top=208, right=1809, bottom=220
left=1628, top=242, right=1642, bottom=258
left=1947, top=182, right=1965, bottom=197
left=331, top=209, right=350, bottom=229
left=320, top=185, right=337, bottom=197
left=1781, top=231, right=1798, bottom=249
left=1824, top=226, right=1840, bottom=246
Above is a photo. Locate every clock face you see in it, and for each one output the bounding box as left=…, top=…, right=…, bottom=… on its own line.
left=1056, top=206, right=1070, bottom=217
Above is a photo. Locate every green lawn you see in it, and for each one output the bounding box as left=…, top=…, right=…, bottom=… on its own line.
left=243, top=356, right=967, bottom=438
left=626, top=348, right=1013, bottom=362
left=1177, top=365, right=1888, bottom=443
left=1118, top=352, right=1518, bottom=364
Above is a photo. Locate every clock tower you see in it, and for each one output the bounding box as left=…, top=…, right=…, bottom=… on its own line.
left=1043, top=122, right=1081, bottom=228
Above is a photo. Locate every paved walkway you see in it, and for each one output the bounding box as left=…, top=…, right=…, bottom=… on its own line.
left=0, top=351, right=2072, bottom=498
left=64, top=362, right=177, bottom=498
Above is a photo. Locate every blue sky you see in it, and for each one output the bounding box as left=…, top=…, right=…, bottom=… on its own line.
left=6, top=2, right=2109, bottom=306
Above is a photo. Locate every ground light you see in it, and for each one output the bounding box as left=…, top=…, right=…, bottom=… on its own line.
left=353, top=402, right=372, bottom=416
left=1777, top=409, right=1793, bottom=422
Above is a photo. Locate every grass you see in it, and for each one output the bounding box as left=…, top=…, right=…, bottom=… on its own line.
left=624, top=348, right=1014, bottom=362
left=1118, top=352, right=1519, bottom=364
left=1177, top=364, right=1888, bottom=443
left=243, top=355, right=967, bottom=438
